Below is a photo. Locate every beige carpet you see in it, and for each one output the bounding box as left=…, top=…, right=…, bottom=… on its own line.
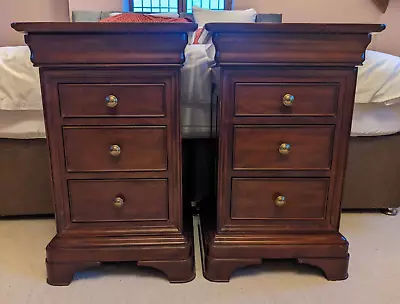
left=0, top=212, right=399, bottom=304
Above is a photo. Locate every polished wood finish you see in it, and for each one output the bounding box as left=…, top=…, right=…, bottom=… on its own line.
left=138, top=257, right=195, bottom=283
left=231, top=178, right=329, bottom=220
left=63, top=126, right=168, bottom=172
left=68, top=179, right=169, bottom=222
left=46, top=261, right=100, bottom=286
left=13, top=22, right=197, bottom=285
left=11, top=22, right=197, bottom=33
left=201, top=23, right=384, bottom=282
left=203, top=257, right=262, bottom=282
left=233, top=126, right=334, bottom=170
left=298, top=256, right=350, bottom=281
left=11, top=23, right=197, bottom=66
left=59, top=84, right=166, bottom=118
left=206, top=23, right=385, bottom=34
left=206, top=23, right=385, bottom=66
left=234, top=83, right=338, bottom=117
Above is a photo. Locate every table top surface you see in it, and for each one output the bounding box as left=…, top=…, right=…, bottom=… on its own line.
left=11, top=22, right=385, bottom=35
left=11, top=22, right=198, bottom=33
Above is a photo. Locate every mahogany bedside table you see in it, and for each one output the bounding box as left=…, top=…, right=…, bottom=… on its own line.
left=12, top=22, right=197, bottom=286
left=200, top=23, right=385, bottom=282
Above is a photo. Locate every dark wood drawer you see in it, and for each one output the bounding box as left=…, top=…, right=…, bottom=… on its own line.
left=63, top=126, right=167, bottom=172
left=59, top=84, right=165, bottom=117
left=233, top=125, right=334, bottom=170
left=231, top=178, right=329, bottom=220
left=234, top=83, right=338, bottom=117
left=68, top=179, right=168, bottom=222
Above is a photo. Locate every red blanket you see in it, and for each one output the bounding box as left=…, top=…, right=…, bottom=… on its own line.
left=100, top=13, right=191, bottom=23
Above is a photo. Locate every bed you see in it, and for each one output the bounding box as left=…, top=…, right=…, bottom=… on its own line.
left=1, top=11, right=400, bottom=216
left=0, top=46, right=52, bottom=216
left=203, top=48, right=400, bottom=215
left=0, top=10, right=281, bottom=216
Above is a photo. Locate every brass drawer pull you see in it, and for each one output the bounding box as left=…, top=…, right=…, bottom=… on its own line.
left=275, top=195, right=287, bottom=207
left=113, top=197, right=124, bottom=208
left=110, top=144, right=121, bottom=157
left=106, top=95, right=118, bottom=108
left=279, top=143, right=291, bottom=155
left=282, top=94, right=294, bottom=107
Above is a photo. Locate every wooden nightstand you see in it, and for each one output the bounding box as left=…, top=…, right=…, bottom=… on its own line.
left=12, top=22, right=197, bottom=286
left=201, top=23, right=385, bottom=282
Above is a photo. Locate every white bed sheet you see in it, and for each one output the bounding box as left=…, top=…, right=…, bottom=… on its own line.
left=351, top=102, right=400, bottom=137
left=355, top=50, right=400, bottom=105
left=1, top=45, right=400, bottom=139
left=0, top=110, right=45, bottom=139
left=181, top=44, right=214, bottom=138
left=3, top=100, right=400, bottom=139
left=0, top=45, right=215, bottom=138
left=0, top=46, right=42, bottom=111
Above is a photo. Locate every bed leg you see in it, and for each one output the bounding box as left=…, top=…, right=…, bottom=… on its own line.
left=382, top=208, right=398, bottom=216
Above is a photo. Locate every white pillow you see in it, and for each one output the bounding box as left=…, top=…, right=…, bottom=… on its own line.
left=192, top=7, right=257, bottom=44
left=192, top=6, right=257, bottom=28
left=355, top=50, right=400, bottom=105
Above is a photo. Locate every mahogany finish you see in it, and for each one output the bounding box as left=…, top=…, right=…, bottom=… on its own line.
left=13, top=22, right=197, bottom=285
left=201, top=23, right=385, bottom=282
left=234, top=83, right=338, bottom=117
left=233, top=126, right=334, bottom=170
left=12, top=23, right=195, bottom=66
left=59, top=83, right=166, bottom=118
left=68, top=179, right=169, bottom=222
left=231, top=178, right=329, bottom=220
left=208, top=23, right=384, bottom=66
left=63, top=126, right=168, bottom=172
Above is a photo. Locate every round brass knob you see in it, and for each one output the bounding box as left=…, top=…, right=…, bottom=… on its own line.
left=279, top=143, right=291, bottom=155
left=282, top=94, right=294, bottom=107
left=275, top=195, right=287, bottom=207
left=113, top=197, right=124, bottom=208
left=106, top=95, right=118, bottom=108
left=110, top=144, right=121, bottom=157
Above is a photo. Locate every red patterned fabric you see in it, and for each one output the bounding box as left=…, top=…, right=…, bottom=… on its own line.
left=100, top=13, right=190, bottom=23
left=193, top=28, right=204, bottom=44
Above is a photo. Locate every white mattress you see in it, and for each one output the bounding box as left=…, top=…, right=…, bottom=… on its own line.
left=2, top=102, right=400, bottom=139
left=0, top=45, right=214, bottom=139
left=1, top=46, right=400, bottom=139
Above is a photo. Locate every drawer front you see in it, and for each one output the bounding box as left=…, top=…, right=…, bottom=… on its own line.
left=231, top=178, right=329, bottom=220
left=63, top=126, right=167, bottom=172
left=68, top=179, right=168, bottom=222
left=233, top=126, right=334, bottom=170
left=59, top=84, right=165, bottom=117
left=234, top=83, right=338, bottom=117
